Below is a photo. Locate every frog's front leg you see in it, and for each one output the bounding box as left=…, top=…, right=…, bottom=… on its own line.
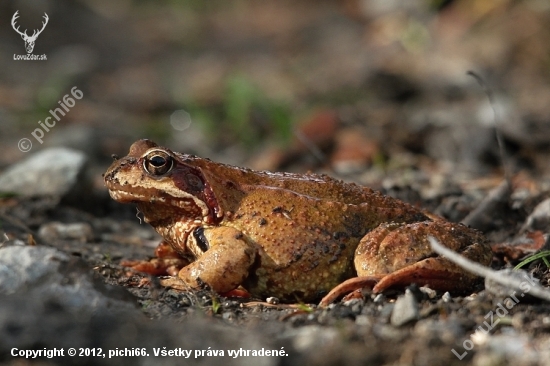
left=161, top=226, right=256, bottom=294
left=121, top=241, right=190, bottom=276
left=321, top=220, right=492, bottom=306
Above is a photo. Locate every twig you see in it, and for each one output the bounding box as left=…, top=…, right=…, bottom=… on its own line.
left=460, top=179, right=510, bottom=229
left=428, top=236, right=550, bottom=302
left=293, top=130, right=326, bottom=164
left=467, top=71, right=512, bottom=187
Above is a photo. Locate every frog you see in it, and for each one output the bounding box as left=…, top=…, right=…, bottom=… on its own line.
left=104, top=139, right=492, bottom=304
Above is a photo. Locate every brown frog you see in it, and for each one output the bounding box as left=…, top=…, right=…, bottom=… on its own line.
left=104, top=139, right=492, bottom=304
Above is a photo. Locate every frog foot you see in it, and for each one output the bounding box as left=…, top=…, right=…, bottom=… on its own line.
left=121, top=241, right=189, bottom=276
left=319, top=258, right=477, bottom=306
left=121, top=257, right=187, bottom=276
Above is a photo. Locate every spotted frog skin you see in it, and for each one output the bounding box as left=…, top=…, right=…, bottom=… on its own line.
left=104, top=139, right=492, bottom=303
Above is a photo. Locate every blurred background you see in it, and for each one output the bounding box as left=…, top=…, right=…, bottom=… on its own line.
left=1, top=0, right=550, bottom=193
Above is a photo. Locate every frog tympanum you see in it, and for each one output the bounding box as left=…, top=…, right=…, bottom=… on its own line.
left=104, top=139, right=491, bottom=304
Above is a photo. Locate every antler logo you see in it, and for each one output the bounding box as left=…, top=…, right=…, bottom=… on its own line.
left=11, top=11, right=49, bottom=54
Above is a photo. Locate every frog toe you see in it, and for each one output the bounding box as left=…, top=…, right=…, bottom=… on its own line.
left=319, top=276, right=382, bottom=306
left=372, top=258, right=479, bottom=293
left=121, top=257, right=188, bottom=276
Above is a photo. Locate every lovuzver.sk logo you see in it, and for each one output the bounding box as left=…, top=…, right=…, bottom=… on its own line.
left=12, top=10, right=48, bottom=61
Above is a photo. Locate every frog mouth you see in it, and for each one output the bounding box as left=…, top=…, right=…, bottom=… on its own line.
left=107, top=187, right=147, bottom=203
left=106, top=183, right=215, bottom=224
left=104, top=162, right=221, bottom=224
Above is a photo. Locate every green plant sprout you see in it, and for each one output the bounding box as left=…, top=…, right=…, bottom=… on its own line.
left=211, top=296, right=221, bottom=314
left=182, top=73, right=293, bottom=149
left=514, top=251, right=550, bottom=270
left=295, top=303, right=314, bottom=313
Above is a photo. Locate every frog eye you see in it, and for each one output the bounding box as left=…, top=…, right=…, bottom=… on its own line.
left=143, top=150, right=173, bottom=176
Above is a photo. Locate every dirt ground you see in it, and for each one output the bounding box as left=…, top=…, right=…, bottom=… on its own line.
left=2, top=1, right=550, bottom=365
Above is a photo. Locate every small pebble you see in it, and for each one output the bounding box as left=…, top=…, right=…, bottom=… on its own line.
left=390, top=289, right=419, bottom=327
left=0, top=147, right=86, bottom=197
left=355, top=315, right=371, bottom=327
left=38, top=222, right=94, bottom=242
left=343, top=298, right=364, bottom=313
left=521, top=198, right=550, bottom=231
left=419, top=286, right=437, bottom=299
left=373, top=293, right=386, bottom=303
left=291, top=325, right=338, bottom=352
left=0, top=246, right=69, bottom=294
left=442, top=292, right=453, bottom=303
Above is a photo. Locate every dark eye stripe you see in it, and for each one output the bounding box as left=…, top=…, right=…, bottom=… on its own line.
left=193, top=227, right=209, bottom=252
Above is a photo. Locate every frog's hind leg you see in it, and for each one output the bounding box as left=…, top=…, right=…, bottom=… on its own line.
left=320, top=220, right=492, bottom=306
left=356, top=220, right=491, bottom=292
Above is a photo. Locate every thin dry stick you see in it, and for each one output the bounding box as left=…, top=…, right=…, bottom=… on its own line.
left=428, top=236, right=550, bottom=302
left=467, top=71, right=512, bottom=187
left=461, top=179, right=510, bottom=228
left=293, top=130, right=326, bottom=164
left=462, top=72, right=513, bottom=229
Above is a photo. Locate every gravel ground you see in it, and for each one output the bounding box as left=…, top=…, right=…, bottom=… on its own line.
left=1, top=160, right=550, bottom=365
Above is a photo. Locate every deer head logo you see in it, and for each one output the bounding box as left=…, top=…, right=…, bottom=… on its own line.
left=11, top=11, right=49, bottom=54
